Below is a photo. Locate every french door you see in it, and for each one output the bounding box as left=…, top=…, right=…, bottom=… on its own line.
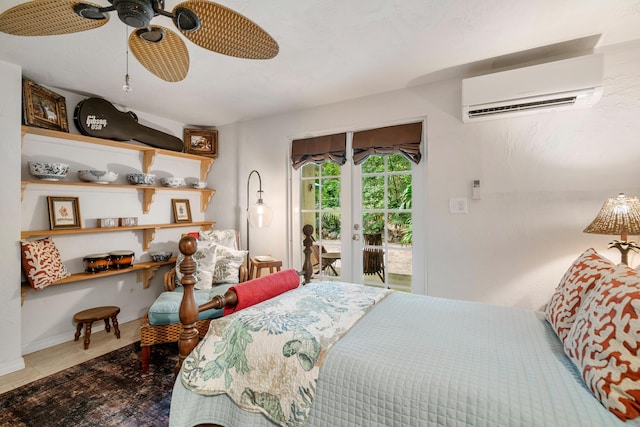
left=296, top=133, right=422, bottom=293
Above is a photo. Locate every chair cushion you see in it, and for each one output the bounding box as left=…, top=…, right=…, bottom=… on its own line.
left=175, top=240, right=217, bottom=290
left=212, top=244, right=248, bottom=284
left=148, top=283, right=232, bottom=326
left=200, top=229, right=239, bottom=250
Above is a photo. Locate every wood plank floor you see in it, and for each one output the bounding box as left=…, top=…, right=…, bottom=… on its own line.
left=0, top=318, right=141, bottom=394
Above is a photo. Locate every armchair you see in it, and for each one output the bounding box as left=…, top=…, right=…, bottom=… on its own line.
left=140, top=230, right=247, bottom=373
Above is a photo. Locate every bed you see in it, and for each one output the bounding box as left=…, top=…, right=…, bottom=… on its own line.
left=168, top=233, right=640, bottom=427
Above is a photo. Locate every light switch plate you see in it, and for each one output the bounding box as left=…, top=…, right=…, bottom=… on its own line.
left=449, top=197, right=468, bottom=214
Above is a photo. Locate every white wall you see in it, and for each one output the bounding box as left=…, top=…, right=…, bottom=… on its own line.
left=12, top=84, right=196, bottom=360
left=211, top=41, right=640, bottom=311
left=3, top=41, right=640, bottom=376
left=0, top=59, right=24, bottom=376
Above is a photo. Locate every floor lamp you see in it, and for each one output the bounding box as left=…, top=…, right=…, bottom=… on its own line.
left=246, top=170, right=274, bottom=267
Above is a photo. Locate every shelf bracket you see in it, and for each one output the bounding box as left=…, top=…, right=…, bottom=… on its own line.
left=200, top=158, right=214, bottom=181
left=142, top=150, right=157, bottom=174
left=138, top=265, right=161, bottom=288
left=142, top=227, right=159, bottom=251
left=200, top=189, right=214, bottom=212
left=142, top=188, right=157, bottom=214
left=21, top=181, right=27, bottom=201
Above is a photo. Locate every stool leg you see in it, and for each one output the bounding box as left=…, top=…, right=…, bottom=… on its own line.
left=104, top=318, right=111, bottom=333
left=257, top=268, right=262, bottom=278
left=111, top=315, right=121, bottom=339
left=74, top=322, right=83, bottom=342
left=83, top=322, right=93, bottom=350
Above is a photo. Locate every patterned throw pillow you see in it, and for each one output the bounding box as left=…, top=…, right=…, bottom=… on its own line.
left=545, top=248, right=614, bottom=343
left=175, top=241, right=217, bottom=290
left=199, top=229, right=238, bottom=250
left=20, top=237, right=71, bottom=290
left=212, top=244, right=248, bottom=284
left=563, top=266, right=640, bottom=421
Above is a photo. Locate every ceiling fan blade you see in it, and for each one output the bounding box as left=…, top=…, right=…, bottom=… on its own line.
left=0, top=0, right=108, bottom=36
left=129, top=25, right=189, bottom=82
left=173, top=1, right=278, bottom=60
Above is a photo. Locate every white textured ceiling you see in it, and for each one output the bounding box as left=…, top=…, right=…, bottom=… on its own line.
left=1, top=0, right=640, bottom=127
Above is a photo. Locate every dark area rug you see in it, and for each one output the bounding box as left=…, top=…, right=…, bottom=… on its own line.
left=0, top=342, right=178, bottom=427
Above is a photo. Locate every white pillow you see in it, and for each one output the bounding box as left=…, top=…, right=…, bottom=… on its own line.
left=175, top=241, right=217, bottom=290
left=212, top=244, right=248, bottom=284
left=199, top=229, right=238, bottom=250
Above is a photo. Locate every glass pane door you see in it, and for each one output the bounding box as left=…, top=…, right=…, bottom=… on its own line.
left=300, top=162, right=343, bottom=280
left=357, top=154, right=413, bottom=291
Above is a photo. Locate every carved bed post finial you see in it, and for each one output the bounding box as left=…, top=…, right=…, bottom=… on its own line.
left=176, top=235, right=199, bottom=375
left=302, top=224, right=314, bottom=284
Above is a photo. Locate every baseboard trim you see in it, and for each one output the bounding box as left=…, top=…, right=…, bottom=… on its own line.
left=0, top=356, right=25, bottom=376
left=21, top=311, right=144, bottom=355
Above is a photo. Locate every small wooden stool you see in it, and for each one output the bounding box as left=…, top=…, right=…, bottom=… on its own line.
left=73, top=306, right=121, bottom=350
left=249, top=257, right=283, bottom=279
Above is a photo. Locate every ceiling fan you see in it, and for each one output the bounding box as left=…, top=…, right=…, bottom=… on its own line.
left=0, top=0, right=279, bottom=82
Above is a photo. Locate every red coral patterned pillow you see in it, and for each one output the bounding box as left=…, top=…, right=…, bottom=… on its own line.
left=20, top=237, right=71, bottom=290
left=564, top=266, right=640, bottom=421
left=545, top=248, right=614, bottom=343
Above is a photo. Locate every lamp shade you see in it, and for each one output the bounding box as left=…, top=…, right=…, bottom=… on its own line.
left=248, top=200, right=273, bottom=228
left=584, top=193, right=640, bottom=238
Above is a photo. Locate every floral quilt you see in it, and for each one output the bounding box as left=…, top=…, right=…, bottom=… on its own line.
left=180, top=281, right=391, bottom=426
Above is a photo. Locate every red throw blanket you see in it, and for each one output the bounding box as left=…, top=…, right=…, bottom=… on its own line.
left=223, top=269, right=300, bottom=315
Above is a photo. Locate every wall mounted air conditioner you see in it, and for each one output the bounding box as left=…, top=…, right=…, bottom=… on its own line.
left=461, top=54, right=603, bottom=122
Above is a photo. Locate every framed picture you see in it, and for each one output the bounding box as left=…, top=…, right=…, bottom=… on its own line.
left=23, top=79, right=69, bottom=132
left=184, top=128, right=218, bottom=158
left=172, top=199, right=192, bottom=223
left=47, top=196, right=81, bottom=230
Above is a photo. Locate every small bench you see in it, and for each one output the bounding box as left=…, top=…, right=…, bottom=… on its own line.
left=73, top=306, right=121, bottom=350
left=249, top=257, right=282, bottom=279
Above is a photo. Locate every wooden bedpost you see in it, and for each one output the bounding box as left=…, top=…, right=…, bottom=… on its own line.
left=302, top=224, right=314, bottom=284
left=176, top=235, right=199, bottom=375
left=175, top=236, right=240, bottom=375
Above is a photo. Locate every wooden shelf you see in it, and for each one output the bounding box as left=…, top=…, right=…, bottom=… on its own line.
left=22, top=126, right=214, bottom=180
left=21, top=180, right=215, bottom=213
left=20, top=257, right=177, bottom=305
left=21, top=221, right=215, bottom=250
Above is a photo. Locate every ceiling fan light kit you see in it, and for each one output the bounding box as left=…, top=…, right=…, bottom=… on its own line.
left=0, top=0, right=279, bottom=82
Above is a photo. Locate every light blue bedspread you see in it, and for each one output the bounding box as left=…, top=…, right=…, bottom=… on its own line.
left=170, top=286, right=639, bottom=427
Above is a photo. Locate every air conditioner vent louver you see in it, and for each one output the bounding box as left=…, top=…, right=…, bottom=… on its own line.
left=467, top=96, right=576, bottom=118
left=462, top=54, right=603, bottom=122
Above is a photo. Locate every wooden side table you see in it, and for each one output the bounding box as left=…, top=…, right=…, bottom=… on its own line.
left=249, top=257, right=283, bottom=279
left=73, top=306, right=121, bottom=350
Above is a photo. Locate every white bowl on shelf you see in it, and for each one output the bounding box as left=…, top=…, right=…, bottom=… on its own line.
left=190, top=180, right=207, bottom=189
left=78, top=170, right=118, bottom=184
left=28, top=162, right=69, bottom=181
left=159, top=177, right=184, bottom=187
left=127, top=173, right=155, bottom=185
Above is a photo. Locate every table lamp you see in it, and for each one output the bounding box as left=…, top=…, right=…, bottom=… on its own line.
left=583, top=193, right=640, bottom=265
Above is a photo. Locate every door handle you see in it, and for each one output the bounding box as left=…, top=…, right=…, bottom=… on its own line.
left=352, top=234, right=360, bottom=241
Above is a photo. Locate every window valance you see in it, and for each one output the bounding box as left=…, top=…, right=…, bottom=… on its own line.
left=291, top=133, right=347, bottom=170
left=352, top=122, right=422, bottom=165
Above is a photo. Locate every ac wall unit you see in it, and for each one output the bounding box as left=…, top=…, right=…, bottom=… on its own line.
left=461, top=54, right=603, bottom=122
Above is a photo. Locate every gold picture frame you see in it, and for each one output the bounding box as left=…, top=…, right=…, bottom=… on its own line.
left=184, top=128, right=218, bottom=158
left=47, top=196, right=81, bottom=230
left=172, top=199, right=192, bottom=223
left=23, top=79, right=69, bottom=132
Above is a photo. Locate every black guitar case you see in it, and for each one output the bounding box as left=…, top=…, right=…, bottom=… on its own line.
left=73, top=97, right=184, bottom=152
